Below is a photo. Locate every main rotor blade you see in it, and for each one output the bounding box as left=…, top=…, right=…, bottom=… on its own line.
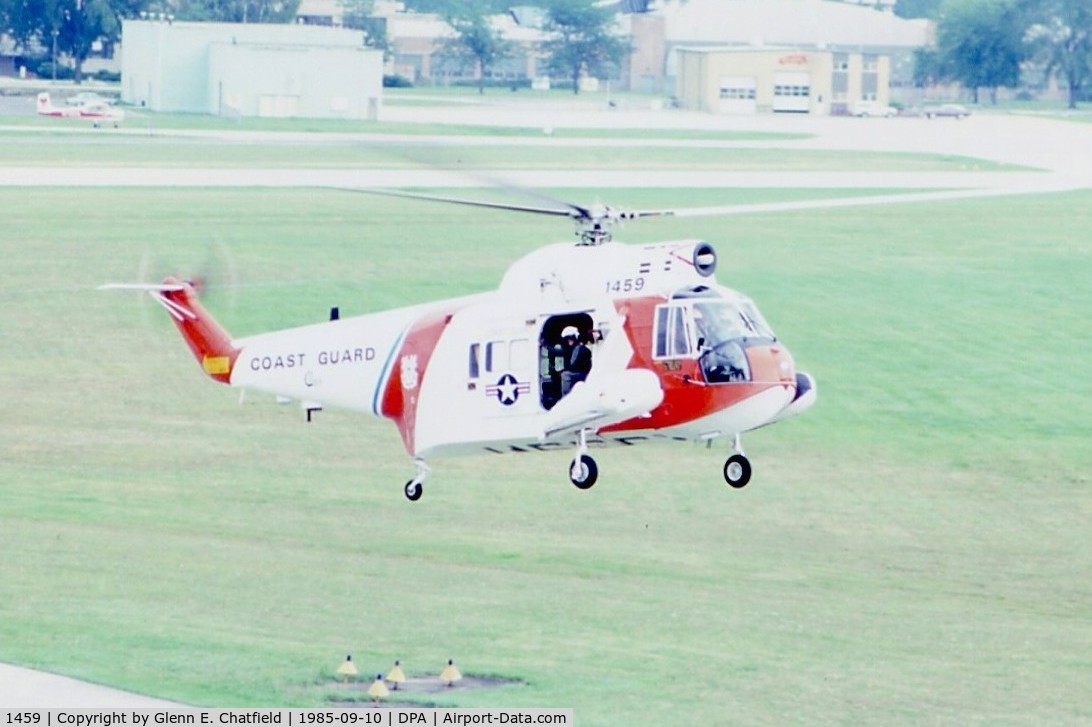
left=662, top=190, right=990, bottom=219
left=333, top=187, right=579, bottom=219
left=451, top=169, right=595, bottom=220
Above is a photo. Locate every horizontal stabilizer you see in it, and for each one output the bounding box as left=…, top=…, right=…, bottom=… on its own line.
left=98, top=283, right=186, bottom=292
left=100, top=278, right=239, bottom=383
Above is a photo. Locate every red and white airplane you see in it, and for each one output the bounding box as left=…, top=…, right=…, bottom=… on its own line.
left=37, top=91, right=125, bottom=127
left=104, top=194, right=816, bottom=500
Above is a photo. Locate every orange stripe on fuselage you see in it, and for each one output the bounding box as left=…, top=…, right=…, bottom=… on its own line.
left=379, top=309, right=453, bottom=456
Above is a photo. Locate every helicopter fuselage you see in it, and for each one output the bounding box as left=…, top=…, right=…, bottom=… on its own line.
left=143, top=238, right=815, bottom=498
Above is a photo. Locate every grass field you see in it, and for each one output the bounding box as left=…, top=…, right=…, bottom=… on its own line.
left=1, top=140, right=1090, bottom=723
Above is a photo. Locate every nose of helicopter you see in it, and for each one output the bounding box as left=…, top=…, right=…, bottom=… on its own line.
left=749, top=344, right=817, bottom=424
left=747, top=343, right=798, bottom=386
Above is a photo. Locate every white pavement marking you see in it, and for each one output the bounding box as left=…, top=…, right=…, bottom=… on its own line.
left=0, top=167, right=1052, bottom=190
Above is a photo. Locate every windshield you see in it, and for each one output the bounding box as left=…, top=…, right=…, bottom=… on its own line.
left=692, top=300, right=775, bottom=347
left=691, top=299, right=776, bottom=384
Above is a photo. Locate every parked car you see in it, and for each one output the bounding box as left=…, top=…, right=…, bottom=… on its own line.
left=851, top=101, right=898, bottom=118
left=65, top=92, right=116, bottom=107
left=923, top=103, right=970, bottom=119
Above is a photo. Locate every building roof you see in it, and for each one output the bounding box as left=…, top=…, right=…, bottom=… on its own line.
left=652, top=0, right=929, bottom=49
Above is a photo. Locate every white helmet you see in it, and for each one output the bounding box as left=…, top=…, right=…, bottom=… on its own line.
left=561, top=326, right=579, bottom=339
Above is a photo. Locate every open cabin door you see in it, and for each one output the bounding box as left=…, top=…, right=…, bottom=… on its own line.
left=538, top=312, right=596, bottom=411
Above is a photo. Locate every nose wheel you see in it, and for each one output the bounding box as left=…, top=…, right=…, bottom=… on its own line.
left=723, top=434, right=752, bottom=489
left=403, top=459, right=430, bottom=502
left=723, top=453, right=752, bottom=488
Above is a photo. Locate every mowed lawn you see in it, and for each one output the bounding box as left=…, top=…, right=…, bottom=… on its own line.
left=1, top=183, right=1089, bottom=725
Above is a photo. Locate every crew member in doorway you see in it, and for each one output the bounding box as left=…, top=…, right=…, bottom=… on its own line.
left=560, top=326, right=592, bottom=397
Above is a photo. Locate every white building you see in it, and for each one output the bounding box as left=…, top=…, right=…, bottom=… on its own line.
left=121, top=20, right=383, bottom=119
left=626, top=0, right=931, bottom=98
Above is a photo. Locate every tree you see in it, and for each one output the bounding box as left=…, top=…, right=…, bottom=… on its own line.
left=0, top=0, right=147, bottom=82
left=911, top=46, right=944, bottom=88
left=402, top=0, right=509, bottom=13
left=441, top=7, right=510, bottom=94
left=339, top=0, right=387, bottom=50
left=174, top=0, right=302, bottom=23
left=62, top=0, right=123, bottom=82
left=935, top=0, right=1026, bottom=103
left=541, top=0, right=629, bottom=95
left=0, top=0, right=54, bottom=50
left=896, top=0, right=943, bottom=19
left=1023, top=0, right=1092, bottom=108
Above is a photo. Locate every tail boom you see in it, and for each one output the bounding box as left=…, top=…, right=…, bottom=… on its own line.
left=101, top=279, right=239, bottom=383
left=158, top=277, right=238, bottom=383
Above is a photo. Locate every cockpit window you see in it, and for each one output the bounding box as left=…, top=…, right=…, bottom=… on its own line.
left=693, top=301, right=775, bottom=345
left=653, top=297, right=775, bottom=377
left=653, top=304, right=694, bottom=358
left=739, top=301, right=775, bottom=340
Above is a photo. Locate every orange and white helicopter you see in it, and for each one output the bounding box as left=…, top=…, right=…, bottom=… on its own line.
left=104, top=191, right=816, bottom=501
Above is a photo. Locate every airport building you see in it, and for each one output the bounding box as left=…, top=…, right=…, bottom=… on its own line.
left=295, top=0, right=928, bottom=104
left=120, top=20, right=383, bottom=119
left=628, top=0, right=926, bottom=109
left=675, top=47, right=891, bottom=115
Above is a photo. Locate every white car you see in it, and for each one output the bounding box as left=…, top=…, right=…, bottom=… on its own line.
left=65, top=91, right=116, bottom=106
left=924, top=103, right=971, bottom=119
left=852, top=101, right=898, bottom=118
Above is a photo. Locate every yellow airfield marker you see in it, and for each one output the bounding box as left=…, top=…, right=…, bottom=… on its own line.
left=440, top=659, right=462, bottom=686
left=337, top=654, right=358, bottom=682
left=368, top=673, right=391, bottom=702
left=386, top=660, right=407, bottom=689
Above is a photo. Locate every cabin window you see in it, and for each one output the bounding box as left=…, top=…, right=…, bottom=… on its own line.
left=468, top=343, right=480, bottom=378
left=653, top=304, right=694, bottom=358
left=655, top=306, right=669, bottom=358
left=509, top=338, right=531, bottom=370
left=485, top=340, right=505, bottom=372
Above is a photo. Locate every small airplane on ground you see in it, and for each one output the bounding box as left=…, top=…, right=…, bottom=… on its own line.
left=103, top=191, right=816, bottom=501
left=37, top=91, right=125, bottom=127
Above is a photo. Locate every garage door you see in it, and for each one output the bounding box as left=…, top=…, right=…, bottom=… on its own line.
left=718, top=75, right=757, bottom=115
left=773, top=71, right=811, bottom=113
left=258, top=95, right=300, bottom=118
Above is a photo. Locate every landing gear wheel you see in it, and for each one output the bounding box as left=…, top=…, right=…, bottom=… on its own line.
left=569, top=454, right=598, bottom=490
left=723, top=454, right=752, bottom=489
left=404, top=480, right=423, bottom=502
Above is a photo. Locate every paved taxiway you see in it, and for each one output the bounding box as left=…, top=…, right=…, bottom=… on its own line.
left=3, top=99, right=1091, bottom=194
left=0, top=663, right=185, bottom=707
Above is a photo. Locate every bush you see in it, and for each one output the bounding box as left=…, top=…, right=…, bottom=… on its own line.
left=452, top=78, right=533, bottom=90
left=383, top=74, right=413, bottom=88
left=94, top=70, right=121, bottom=83
left=35, top=61, right=73, bottom=80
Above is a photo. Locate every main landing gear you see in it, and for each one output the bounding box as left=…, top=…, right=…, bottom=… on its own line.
left=405, top=433, right=752, bottom=500
left=568, top=429, right=598, bottom=490
left=403, top=458, right=430, bottom=502
left=722, top=434, right=752, bottom=489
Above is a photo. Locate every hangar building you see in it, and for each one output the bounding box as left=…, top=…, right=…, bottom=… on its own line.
left=121, top=20, right=383, bottom=119
left=626, top=0, right=929, bottom=107
left=675, top=47, right=891, bottom=115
